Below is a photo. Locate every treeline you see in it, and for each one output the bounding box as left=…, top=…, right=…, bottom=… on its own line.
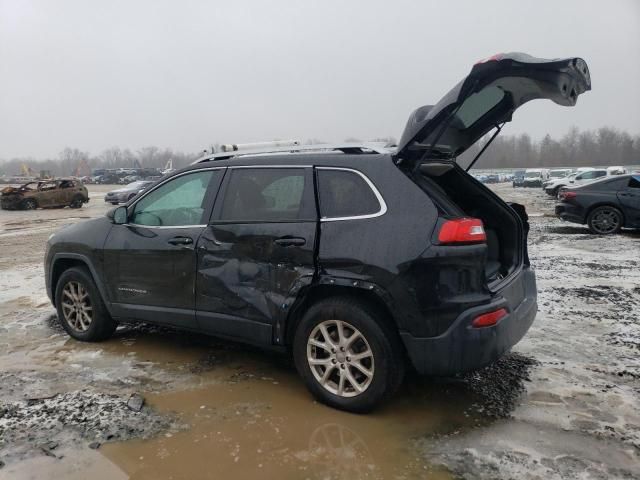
left=0, top=147, right=200, bottom=177
left=1, top=127, right=638, bottom=176
left=459, top=126, right=640, bottom=169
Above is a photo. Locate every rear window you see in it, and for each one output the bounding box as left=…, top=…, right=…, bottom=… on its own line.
left=454, top=86, right=505, bottom=129
left=317, top=169, right=382, bottom=219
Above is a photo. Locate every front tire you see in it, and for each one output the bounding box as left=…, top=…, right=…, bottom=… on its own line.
left=69, top=195, right=84, bottom=208
left=293, top=297, right=405, bottom=412
left=55, top=267, right=117, bottom=341
left=587, top=206, right=623, bottom=235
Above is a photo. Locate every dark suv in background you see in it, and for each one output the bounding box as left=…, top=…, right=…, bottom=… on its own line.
left=45, top=53, right=590, bottom=411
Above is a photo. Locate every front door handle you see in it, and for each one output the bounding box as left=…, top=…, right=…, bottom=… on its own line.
left=168, top=236, right=194, bottom=246
left=274, top=236, right=306, bottom=247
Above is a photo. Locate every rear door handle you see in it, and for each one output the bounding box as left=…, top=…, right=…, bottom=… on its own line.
left=168, top=236, right=194, bottom=246
left=274, top=236, right=306, bottom=247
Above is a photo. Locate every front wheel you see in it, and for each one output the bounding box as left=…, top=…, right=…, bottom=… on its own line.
left=293, top=298, right=404, bottom=412
left=55, top=267, right=117, bottom=341
left=69, top=195, right=84, bottom=208
left=587, top=206, right=623, bottom=235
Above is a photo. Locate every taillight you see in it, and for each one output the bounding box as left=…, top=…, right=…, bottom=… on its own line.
left=560, top=191, right=577, bottom=200
left=438, top=218, right=487, bottom=245
left=472, top=308, right=507, bottom=328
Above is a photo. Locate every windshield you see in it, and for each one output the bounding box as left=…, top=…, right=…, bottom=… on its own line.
left=550, top=170, right=570, bottom=178
left=524, top=171, right=541, bottom=178
left=127, top=181, right=147, bottom=188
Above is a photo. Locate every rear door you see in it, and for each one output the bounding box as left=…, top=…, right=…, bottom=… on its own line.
left=195, top=166, right=316, bottom=345
left=396, top=53, right=591, bottom=166
left=618, top=175, right=640, bottom=227
left=102, top=168, right=224, bottom=328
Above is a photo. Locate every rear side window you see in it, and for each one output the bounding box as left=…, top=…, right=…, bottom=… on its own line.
left=629, top=176, right=640, bottom=189
left=219, top=168, right=313, bottom=222
left=317, top=169, right=383, bottom=219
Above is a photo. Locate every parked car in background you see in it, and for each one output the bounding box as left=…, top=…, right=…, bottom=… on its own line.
left=606, top=166, right=627, bottom=175
left=512, top=170, right=526, bottom=187
left=1, top=178, right=89, bottom=210
left=556, top=174, right=640, bottom=234
left=522, top=168, right=550, bottom=187
left=104, top=180, right=154, bottom=205
left=545, top=168, right=608, bottom=197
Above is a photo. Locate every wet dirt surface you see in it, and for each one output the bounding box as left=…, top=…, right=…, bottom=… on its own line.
left=1, top=184, right=639, bottom=479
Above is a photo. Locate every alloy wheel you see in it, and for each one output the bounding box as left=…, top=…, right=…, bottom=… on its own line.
left=61, top=281, right=93, bottom=332
left=307, top=320, right=375, bottom=398
left=591, top=208, right=620, bottom=234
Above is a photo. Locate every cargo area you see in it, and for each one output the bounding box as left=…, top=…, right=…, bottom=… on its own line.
left=413, top=163, right=522, bottom=287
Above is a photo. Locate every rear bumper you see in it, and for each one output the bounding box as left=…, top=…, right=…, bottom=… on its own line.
left=555, top=203, right=584, bottom=224
left=401, top=267, right=537, bottom=376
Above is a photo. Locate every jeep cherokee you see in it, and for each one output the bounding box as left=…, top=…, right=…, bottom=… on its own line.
left=45, top=53, right=590, bottom=411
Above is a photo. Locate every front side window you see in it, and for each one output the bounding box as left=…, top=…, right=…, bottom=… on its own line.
left=219, top=168, right=311, bottom=222
left=131, top=170, right=215, bottom=226
left=629, top=176, right=640, bottom=189
left=317, top=169, right=382, bottom=219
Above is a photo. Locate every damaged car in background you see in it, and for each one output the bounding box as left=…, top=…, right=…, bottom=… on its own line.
left=44, top=53, right=590, bottom=412
left=1, top=178, right=89, bottom=210
left=556, top=174, right=640, bottom=234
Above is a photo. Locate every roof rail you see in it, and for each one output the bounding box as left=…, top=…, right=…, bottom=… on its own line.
left=192, top=142, right=394, bottom=164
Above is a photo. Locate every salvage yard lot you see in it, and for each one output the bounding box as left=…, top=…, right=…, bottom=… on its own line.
left=1, top=184, right=639, bottom=479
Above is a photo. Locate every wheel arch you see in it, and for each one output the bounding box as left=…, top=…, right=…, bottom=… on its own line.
left=282, top=279, right=399, bottom=350
left=50, top=254, right=111, bottom=313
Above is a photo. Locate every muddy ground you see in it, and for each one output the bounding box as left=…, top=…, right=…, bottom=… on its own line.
left=0, top=184, right=639, bottom=479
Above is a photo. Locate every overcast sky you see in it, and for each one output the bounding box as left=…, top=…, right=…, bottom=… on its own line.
left=1, top=0, right=639, bottom=159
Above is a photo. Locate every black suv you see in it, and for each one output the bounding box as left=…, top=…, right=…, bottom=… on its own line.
left=45, top=53, right=590, bottom=411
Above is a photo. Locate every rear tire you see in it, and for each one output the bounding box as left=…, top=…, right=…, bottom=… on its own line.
left=22, top=198, right=37, bottom=210
left=55, top=267, right=117, bottom=341
left=293, top=297, right=405, bottom=412
left=587, top=206, right=623, bottom=235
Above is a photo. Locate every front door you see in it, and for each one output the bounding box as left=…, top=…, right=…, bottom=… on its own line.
left=196, top=166, right=317, bottom=345
left=103, top=168, right=224, bottom=328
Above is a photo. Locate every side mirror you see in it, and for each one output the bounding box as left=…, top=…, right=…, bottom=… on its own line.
left=107, top=206, right=128, bottom=224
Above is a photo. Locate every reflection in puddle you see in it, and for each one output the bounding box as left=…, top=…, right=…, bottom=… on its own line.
left=96, top=366, right=477, bottom=480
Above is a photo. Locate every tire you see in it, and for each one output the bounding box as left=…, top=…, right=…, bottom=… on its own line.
left=587, top=206, right=623, bottom=235
left=293, top=297, right=405, bottom=412
left=55, top=266, right=117, bottom=341
left=22, top=198, right=37, bottom=210
left=69, top=195, right=84, bottom=208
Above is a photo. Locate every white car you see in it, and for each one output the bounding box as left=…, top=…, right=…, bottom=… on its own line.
left=545, top=169, right=608, bottom=197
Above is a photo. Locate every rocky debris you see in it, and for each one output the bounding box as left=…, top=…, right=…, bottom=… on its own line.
left=457, top=353, right=538, bottom=418
left=88, top=442, right=101, bottom=450
left=0, top=390, right=177, bottom=462
left=127, top=393, right=145, bottom=412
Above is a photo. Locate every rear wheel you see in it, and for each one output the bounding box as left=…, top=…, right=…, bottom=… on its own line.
left=587, top=206, right=623, bottom=235
left=69, top=195, right=84, bottom=208
left=55, top=267, right=117, bottom=341
left=22, top=198, right=37, bottom=210
left=293, top=297, right=404, bottom=412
